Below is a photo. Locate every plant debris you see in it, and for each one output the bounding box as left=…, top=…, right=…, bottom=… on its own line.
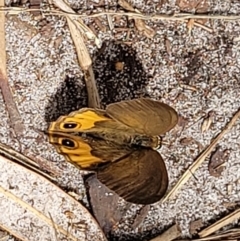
left=208, top=148, right=230, bottom=178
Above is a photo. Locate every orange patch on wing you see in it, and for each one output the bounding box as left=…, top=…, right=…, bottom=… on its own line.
left=49, top=110, right=112, bottom=133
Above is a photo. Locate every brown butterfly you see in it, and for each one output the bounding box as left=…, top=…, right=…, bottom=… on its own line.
left=47, top=98, right=178, bottom=204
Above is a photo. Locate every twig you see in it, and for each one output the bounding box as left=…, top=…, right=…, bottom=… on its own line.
left=1, top=7, right=240, bottom=21
left=193, top=21, right=213, bottom=33
left=163, top=109, right=240, bottom=202
left=0, top=2, right=24, bottom=136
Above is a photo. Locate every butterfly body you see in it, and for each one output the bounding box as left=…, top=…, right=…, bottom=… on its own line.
left=80, top=130, right=161, bottom=149
left=47, top=98, right=178, bottom=204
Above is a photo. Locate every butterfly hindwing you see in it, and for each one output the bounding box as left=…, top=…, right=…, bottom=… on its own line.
left=106, top=98, right=178, bottom=136
left=97, top=148, right=168, bottom=204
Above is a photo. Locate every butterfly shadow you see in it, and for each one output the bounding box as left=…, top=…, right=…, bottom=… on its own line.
left=44, top=40, right=151, bottom=122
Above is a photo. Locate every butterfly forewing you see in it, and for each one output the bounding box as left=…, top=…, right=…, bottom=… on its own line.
left=97, top=148, right=168, bottom=205
left=106, top=98, right=178, bottom=136
left=48, top=109, right=112, bottom=133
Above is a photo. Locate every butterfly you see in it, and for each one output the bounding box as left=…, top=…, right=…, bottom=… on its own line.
left=47, top=98, right=178, bottom=204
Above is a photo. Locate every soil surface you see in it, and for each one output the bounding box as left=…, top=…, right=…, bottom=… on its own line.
left=0, top=0, right=240, bottom=240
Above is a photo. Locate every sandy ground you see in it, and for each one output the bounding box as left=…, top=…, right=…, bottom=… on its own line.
left=0, top=0, right=240, bottom=240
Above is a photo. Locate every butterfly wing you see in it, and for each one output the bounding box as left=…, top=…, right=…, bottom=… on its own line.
left=48, top=132, right=133, bottom=170
left=48, top=108, right=112, bottom=133
left=106, top=98, right=178, bottom=136
left=97, top=148, right=168, bottom=204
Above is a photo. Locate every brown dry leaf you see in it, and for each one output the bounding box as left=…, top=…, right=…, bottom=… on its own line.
left=54, top=35, right=64, bottom=49
left=180, top=137, right=203, bottom=150
left=177, top=115, right=188, bottom=128
left=0, top=155, right=107, bottom=241
left=189, top=219, right=204, bottom=235
left=66, top=17, right=92, bottom=71
left=157, top=0, right=167, bottom=9
left=208, top=148, right=230, bottom=178
left=86, top=175, right=130, bottom=235
left=180, top=137, right=196, bottom=145
left=94, top=17, right=107, bottom=32
left=177, top=0, right=209, bottom=30
left=171, top=115, right=188, bottom=136
left=118, top=0, right=156, bottom=38
left=177, top=0, right=209, bottom=13
left=134, top=19, right=156, bottom=38
left=29, top=0, right=42, bottom=15
left=187, top=19, right=195, bottom=35
left=118, top=0, right=134, bottom=11
left=115, top=61, right=125, bottom=71
left=165, top=38, right=171, bottom=55
left=201, top=111, right=215, bottom=133
left=227, top=184, right=233, bottom=195
left=132, top=205, right=150, bottom=229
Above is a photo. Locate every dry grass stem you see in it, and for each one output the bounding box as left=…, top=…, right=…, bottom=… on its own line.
left=1, top=7, right=240, bottom=21
left=193, top=21, right=213, bottom=32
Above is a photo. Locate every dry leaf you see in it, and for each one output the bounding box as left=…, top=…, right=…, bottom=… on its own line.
left=66, top=17, right=92, bottom=71
left=29, top=0, right=42, bottom=15
left=227, top=184, right=233, bottom=195
left=132, top=205, right=150, bottom=229
left=179, top=137, right=203, bottom=150
left=94, top=17, right=107, bottom=32
left=86, top=175, right=129, bottom=235
left=115, top=61, right=124, bottom=71
left=187, top=19, right=195, bottom=35
left=208, top=148, right=230, bottom=177
left=165, top=38, right=171, bottom=55
left=134, top=19, right=156, bottom=38
left=177, top=0, right=209, bottom=13
left=0, top=155, right=107, bottom=241
left=118, top=0, right=134, bottom=11
left=201, top=111, right=215, bottom=133
left=177, top=0, right=209, bottom=31
left=118, top=0, right=156, bottom=38
left=189, top=218, right=204, bottom=235
left=180, top=137, right=196, bottom=145
left=177, top=115, right=188, bottom=128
